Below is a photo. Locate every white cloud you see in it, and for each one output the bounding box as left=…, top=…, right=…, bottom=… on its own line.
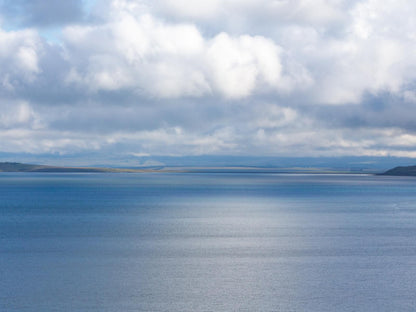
left=1, top=0, right=416, bottom=159
left=63, top=15, right=210, bottom=96
left=0, top=28, right=42, bottom=88
left=0, top=101, right=43, bottom=129
left=206, top=33, right=284, bottom=98
left=63, top=12, right=301, bottom=98
left=311, top=0, right=416, bottom=104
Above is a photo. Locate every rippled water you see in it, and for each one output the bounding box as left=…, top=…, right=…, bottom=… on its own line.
left=1, top=173, right=416, bottom=311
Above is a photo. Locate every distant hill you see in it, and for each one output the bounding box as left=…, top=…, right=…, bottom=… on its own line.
left=0, top=162, right=44, bottom=172
left=381, top=165, right=416, bottom=176
left=0, top=162, right=144, bottom=173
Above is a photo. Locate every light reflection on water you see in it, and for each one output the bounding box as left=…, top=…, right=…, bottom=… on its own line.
left=1, top=173, right=416, bottom=311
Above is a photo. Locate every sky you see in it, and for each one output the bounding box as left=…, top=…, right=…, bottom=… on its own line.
left=1, top=0, right=416, bottom=164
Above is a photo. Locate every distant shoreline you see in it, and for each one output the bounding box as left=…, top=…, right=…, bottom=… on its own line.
left=2, top=161, right=416, bottom=175
left=0, top=162, right=382, bottom=174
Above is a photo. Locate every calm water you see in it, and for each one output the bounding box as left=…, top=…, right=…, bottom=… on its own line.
left=1, top=173, right=416, bottom=311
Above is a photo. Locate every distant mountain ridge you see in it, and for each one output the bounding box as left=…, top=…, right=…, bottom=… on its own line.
left=381, top=165, right=416, bottom=176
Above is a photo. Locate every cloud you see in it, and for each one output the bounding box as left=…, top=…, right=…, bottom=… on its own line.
left=0, top=0, right=416, bottom=160
left=0, top=0, right=84, bottom=27
left=0, top=101, right=42, bottom=129
left=0, top=28, right=42, bottom=90
left=62, top=13, right=305, bottom=99
left=206, top=33, right=283, bottom=98
left=310, top=0, right=416, bottom=104
left=154, top=0, right=350, bottom=31
left=63, top=14, right=208, bottom=96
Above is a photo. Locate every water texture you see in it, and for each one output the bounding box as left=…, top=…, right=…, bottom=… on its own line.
left=1, top=173, right=416, bottom=311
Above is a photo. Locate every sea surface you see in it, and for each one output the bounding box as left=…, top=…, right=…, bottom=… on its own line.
left=1, top=173, right=416, bottom=311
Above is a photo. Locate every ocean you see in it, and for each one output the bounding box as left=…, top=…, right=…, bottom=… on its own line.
left=1, top=173, right=416, bottom=311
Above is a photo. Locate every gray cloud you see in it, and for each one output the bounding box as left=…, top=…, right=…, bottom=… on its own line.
left=306, top=92, right=416, bottom=132
left=0, top=0, right=84, bottom=27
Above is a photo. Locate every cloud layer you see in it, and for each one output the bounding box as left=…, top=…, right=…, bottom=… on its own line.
left=1, top=0, right=416, bottom=160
